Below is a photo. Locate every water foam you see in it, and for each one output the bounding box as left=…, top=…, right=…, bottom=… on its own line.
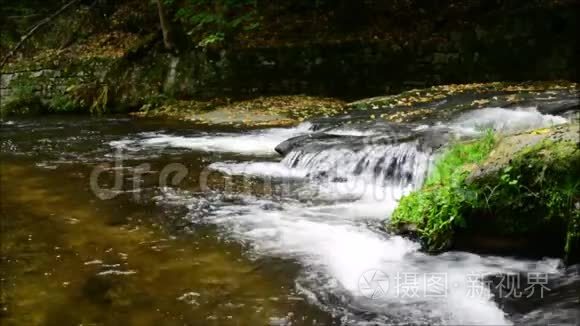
left=159, top=187, right=559, bottom=325
left=109, top=122, right=312, bottom=156
left=168, top=137, right=517, bottom=324
left=154, top=107, right=569, bottom=324
left=450, top=106, right=567, bottom=136
left=209, top=161, right=308, bottom=178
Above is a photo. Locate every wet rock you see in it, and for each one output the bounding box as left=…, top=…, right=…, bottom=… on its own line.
left=392, top=222, right=420, bottom=238
left=486, top=265, right=580, bottom=322
left=536, top=98, right=580, bottom=115
left=275, top=133, right=344, bottom=156
left=275, top=121, right=452, bottom=157
left=453, top=233, right=559, bottom=258
left=82, top=275, right=115, bottom=305
left=467, top=123, right=579, bottom=182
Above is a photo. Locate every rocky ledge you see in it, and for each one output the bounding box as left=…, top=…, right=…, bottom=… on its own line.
left=132, top=95, right=345, bottom=127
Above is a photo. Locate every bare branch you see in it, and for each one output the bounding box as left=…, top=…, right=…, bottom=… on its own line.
left=0, top=0, right=81, bottom=69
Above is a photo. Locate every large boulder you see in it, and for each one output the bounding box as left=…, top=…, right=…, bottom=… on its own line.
left=390, top=122, right=580, bottom=264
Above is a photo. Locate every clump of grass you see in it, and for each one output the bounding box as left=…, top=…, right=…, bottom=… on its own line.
left=426, top=130, right=496, bottom=186
left=390, top=131, right=496, bottom=251
left=391, top=127, right=580, bottom=262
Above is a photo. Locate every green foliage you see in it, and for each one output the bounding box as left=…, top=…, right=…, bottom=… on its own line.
left=391, top=129, right=580, bottom=260
left=46, top=93, right=82, bottom=113
left=481, top=138, right=580, bottom=263
left=90, top=84, right=109, bottom=115
left=482, top=140, right=578, bottom=218
left=44, top=84, right=91, bottom=113
left=170, top=0, right=259, bottom=47
left=198, top=32, right=225, bottom=47
left=565, top=209, right=580, bottom=264
left=1, top=77, right=43, bottom=117
left=1, top=77, right=114, bottom=116
left=391, top=131, right=496, bottom=251
left=426, top=130, right=496, bottom=186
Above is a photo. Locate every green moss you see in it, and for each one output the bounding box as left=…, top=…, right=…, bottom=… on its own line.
left=488, top=139, right=579, bottom=220
left=390, top=131, right=496, bottom=251
left=390, top=127, right=580, bottom=262
left=482, top=138, right=580, bottom=262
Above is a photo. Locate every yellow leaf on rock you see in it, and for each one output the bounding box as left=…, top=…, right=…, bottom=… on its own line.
left=471, top=99, right=490, bottom=106
left=531, top=128, right=550, bottom=135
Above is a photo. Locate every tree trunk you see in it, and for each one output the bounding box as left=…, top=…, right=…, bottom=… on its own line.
left=155, top=0, right=174, bottom=52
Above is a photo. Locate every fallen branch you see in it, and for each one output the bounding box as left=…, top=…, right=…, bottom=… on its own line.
left=0, top=0, right=80, bottom=69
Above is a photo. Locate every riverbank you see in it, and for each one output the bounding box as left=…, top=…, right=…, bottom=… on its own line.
left=2, top=0, right=578, bottom=115
left=2, top=81, right=578, bottom=128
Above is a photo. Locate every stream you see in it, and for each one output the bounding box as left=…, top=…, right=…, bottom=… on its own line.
left=1, top=104, right=579, bottom=325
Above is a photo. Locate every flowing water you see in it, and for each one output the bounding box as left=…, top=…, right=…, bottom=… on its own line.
left=1, top=106, right=578, bottom=325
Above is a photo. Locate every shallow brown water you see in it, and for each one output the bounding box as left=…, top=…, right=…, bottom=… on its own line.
left=0, top=117, right=332, bottom=325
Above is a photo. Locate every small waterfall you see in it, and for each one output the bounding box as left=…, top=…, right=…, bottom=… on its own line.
left=282, top=141, right=431, bottom=189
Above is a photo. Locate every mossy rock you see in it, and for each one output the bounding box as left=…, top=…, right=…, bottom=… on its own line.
left=390, top=123, right=580, bottom=264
